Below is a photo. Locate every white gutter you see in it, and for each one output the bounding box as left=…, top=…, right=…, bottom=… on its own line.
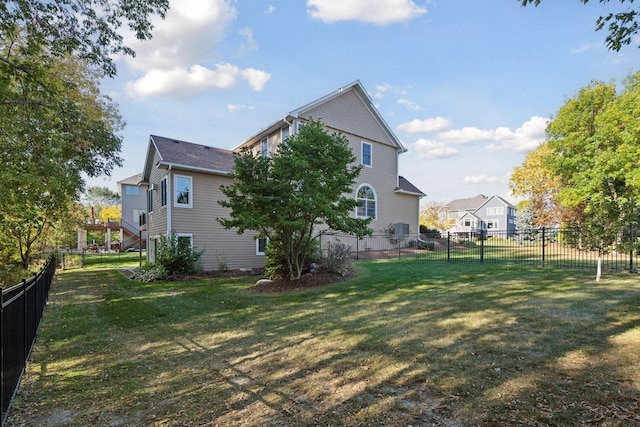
left=167, top=165, right=172, bottom=236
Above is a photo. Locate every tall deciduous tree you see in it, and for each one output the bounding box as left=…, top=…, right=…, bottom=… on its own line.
left=520, top=0, right=640, bottom=51
left=420, top=201, right=455, bottom=232
left=512, top=71, right=640, bottom=279
left=509, top=142, right=562, bottom=226
left=0, top=1, right=167, bottom=270
left=219, top=119, right=372, bottom=280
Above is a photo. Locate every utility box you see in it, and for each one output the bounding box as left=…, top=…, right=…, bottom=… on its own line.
left=391, top=223, right=410, bottom=240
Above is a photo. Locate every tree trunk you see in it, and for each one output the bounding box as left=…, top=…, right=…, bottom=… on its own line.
left=596, top=255, right=602, bottom=282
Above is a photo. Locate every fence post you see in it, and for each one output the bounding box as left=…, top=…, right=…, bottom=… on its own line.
left=480, top=230, right=484, bottom=264
left=447, top=232, right=451, bottom=262
left=541, top=227, right=546, bottom=268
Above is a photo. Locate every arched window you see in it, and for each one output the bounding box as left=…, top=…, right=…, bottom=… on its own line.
left=356, top=185, right=376, bottom=219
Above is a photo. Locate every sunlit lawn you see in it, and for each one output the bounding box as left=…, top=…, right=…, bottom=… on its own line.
left=9, top=254, right=640, bottom=426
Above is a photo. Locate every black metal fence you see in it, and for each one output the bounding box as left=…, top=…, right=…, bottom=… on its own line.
left=1, top=253, right=56, bottom=425
left=321, top=225, right=639, bottom=272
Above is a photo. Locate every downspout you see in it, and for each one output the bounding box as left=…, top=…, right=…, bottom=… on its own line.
left=167, top=165, right=172, bottom=236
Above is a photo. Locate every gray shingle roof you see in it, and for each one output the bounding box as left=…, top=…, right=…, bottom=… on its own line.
left=396, top=176, right=426, bottom=196
left=151, top=135, right=236, bottom=174
left=446, top=194, right=489, bottom=211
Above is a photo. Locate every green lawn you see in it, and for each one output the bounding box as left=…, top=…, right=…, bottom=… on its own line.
left=9, top=256, right=640, bottom=426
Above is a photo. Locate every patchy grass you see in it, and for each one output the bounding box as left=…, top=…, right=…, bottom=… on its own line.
left=9, top=258, right=640, bottom=426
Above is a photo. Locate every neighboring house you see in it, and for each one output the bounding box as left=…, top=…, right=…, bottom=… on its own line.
left=140, top=80, right=425, bottom=271
left=443, top=194, right=517, bottom=238
left=117, top=173, right=147, bottom=250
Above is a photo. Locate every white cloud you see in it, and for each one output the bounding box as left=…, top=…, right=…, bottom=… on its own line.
left=127, top=63, right=271, bottom=97
left=228, top=104, right=255, bottom=111
left=485, top=116, right=548, bottom=152
left=397, top=98, right=422, bottom=111
left=237, top=27, right=259, bottom=56
left=413, top=139, right=459, bottom=159
left=307, top=0, right=427, bottom=25
left=438, top=127, right=495, bottom=144
left=437, top=116, right=548, bottom=152
left=240, top=68, right=271, bottom=91
left=463, top=175, right=500, bottom=184
left=266, top=4, right=275, bottom=13
left=374, top=82, right=407, bottom=98
left=570, top=43, right=594, bottom=55
left=397, top=116, right=452, bottom=134
left=121, top=0, right=270, bottom=98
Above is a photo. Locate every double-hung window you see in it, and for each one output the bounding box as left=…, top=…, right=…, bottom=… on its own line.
left=256, top=237, right=268, bottom=255
left=361, top=142, right=372, bottom=167
left=260, top=138, right=269, bottom=158
left=147, top=189, right=154, bottom=213
left=160, top=178, right=167, bottom=207
left=174, top=175, right=192, bottom=208
left=125, top=185, right=139, bottom=196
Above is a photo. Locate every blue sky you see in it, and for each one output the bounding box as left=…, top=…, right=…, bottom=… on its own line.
left=93, top=0, right=640, bottom=204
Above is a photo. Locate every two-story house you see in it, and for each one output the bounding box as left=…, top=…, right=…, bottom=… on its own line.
left=117, top=173, right=147, bottom=250
left=140, top=80, right=425, bottom=271
left=444, top=194, right=516, bottom=239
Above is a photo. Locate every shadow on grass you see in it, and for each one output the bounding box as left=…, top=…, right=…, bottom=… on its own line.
left=9, top=259, right=640, bottom=426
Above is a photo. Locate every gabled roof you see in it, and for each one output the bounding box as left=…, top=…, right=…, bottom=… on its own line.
left=458, top=211, right=482, bottom=221
left=117, top=173, right=143, bottom=186
left=446, top=194, right=489, bottom=212
left=143, top=135, right=236, bottom=180
left=235, top=80, right=406, bottom=153
left=395, top=176, right=426, bottom=197
left=475, top=195, right=516, bottom=210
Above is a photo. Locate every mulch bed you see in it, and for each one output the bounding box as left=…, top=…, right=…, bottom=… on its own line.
left=249, top=266, right=355, bottom=293
left=122, top=266, right=354, bottom=293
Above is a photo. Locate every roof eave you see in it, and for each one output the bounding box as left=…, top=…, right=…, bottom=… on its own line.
left=156, top=161, right=231, bottom=176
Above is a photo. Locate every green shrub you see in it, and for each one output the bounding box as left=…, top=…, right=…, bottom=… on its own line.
left=129, top=263, right=168, bottom=282
left=156, top=231, right=204, bottom=275
left=322, top=241, right=352, bottom=276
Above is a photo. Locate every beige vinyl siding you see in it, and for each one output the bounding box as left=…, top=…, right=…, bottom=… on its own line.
left=300, top=88, right=396, bottom=148
left=146, top=149, right=167, bottom=245
left=169, top=170, right=265, bottom=271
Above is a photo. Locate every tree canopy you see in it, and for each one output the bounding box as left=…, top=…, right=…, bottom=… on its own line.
left=420, top=201, right=455, bottom=232
left=1, top=1, right=167, bottom=270
left=510, top=70, right=640, bottom=252
left=218, top=119, right=372, bottom=280
left=520, top=0, right=640, bottom=51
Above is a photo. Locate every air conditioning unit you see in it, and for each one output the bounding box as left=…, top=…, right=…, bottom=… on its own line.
left=391, top=223, right=410, bottom=241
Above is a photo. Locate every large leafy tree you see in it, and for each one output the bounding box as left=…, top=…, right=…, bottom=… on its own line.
left=0, top=1, right=168, bottom=270
left=219, top=119, right=372, bottom=280
left=511, top=71, right=640, bottom=278
left=520, top=0, right=640, bottom=51
left=509, top=142, right=562, bottom=226
left=420, top=201, right=455, bottom=232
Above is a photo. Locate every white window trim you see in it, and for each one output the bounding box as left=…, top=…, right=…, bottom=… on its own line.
left=174, top=174, right=193, bottom=208
left=176, top=233, right=194, bottom=249
left=281, top=126, right=291, bottom=144
left=361, top=141, right=372, bottom=167
left=256, top=237, right=268, bottom=255
left=355, top=183, right=377, bottom=220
